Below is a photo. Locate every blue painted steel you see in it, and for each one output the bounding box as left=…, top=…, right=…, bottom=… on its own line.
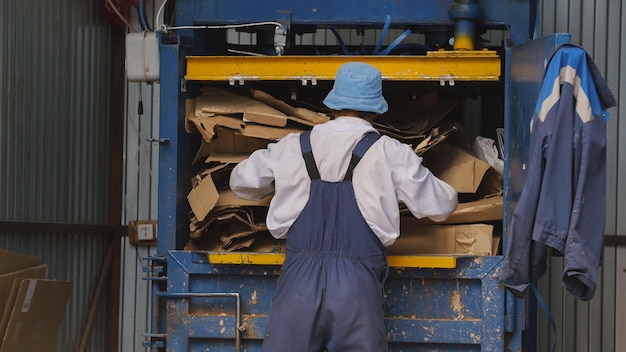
left=502, top=33, right=571, bottom=253
left=157, top=36, right=180, bottom=255
left=502, top=33, right=571, bottom=352
left=157, top=34, right=201, bottom=255
left=157, top=251, right=505, bottom=351
left=173, top=0, right=534, bottom=44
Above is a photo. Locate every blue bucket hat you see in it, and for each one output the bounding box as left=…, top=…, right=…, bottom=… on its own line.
left=323, top=62, right=388, bottom=114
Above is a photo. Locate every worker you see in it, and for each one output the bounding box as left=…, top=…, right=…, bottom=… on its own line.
left=229, top=62, right=458, bottom=352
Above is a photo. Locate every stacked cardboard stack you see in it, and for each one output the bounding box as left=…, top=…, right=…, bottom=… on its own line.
left=0, top=250, right=72, bottom=352
left=184, top=86, right=504, bottom=256
left=184, top=87, right=328, bottom=252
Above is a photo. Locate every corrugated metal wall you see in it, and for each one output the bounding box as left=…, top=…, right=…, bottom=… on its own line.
left=119, top=3, right=160, bottom=351
left=535, top=1, right=625, bottom=351
left=114, top=0, right=626, bottom=352
left=119, top=48, right=160, bottom=352
left=0, top=0, right=113, bottom=351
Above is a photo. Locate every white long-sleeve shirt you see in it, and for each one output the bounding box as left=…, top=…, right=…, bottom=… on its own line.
left=229, top=116, right=458, bottom=247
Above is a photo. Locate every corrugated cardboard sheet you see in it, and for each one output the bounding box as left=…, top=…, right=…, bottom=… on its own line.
left=0, top=250, right=71, bottom=352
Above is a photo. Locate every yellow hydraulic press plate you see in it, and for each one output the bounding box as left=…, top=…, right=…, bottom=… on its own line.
left=207, top=252, right=457, bottom=268
left=186, top=50, right=500, bottom=84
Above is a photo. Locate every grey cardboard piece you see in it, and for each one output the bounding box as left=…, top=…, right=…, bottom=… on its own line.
left=0, top=279, right=72, bottom=352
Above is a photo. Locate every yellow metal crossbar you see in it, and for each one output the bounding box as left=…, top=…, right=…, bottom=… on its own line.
left=207, top=252, right=457, bottom=268
left=185, top=51, right=500, bottom=83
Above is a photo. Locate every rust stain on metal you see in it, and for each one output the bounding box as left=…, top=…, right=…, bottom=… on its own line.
left=219, top=319, right=226, bottom=334
left=242, top=314, right=266, bottom=339
left=470, top=332, right=479, bottom=343
left=451, top=290, right=465, bottom=320
left=422, top=325, right=434, bottom=342
left=250, top=290, right=258, bottom=305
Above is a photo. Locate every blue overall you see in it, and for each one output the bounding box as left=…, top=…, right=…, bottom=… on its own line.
left=262, top=131, right=389, bottom=352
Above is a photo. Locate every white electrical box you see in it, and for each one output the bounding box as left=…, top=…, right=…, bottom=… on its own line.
left=137, top=223, right=154, bottom=241
left=126, top=32, right=160, bottom=82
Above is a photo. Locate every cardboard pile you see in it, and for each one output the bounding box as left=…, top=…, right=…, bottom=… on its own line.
left=387, top=222, right=497, bottom=256
left=184, top=87, right=327, bottom=251
left=0, top=249, right=72, bottom=352
left=184, top=86, right=503, bottom=256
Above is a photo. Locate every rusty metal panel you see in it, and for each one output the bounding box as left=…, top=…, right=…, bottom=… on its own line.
left=149, top=251, right=505, bottom=351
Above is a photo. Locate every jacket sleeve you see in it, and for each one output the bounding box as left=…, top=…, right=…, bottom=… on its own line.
left=498, top=115, right=550, bottom=295
left=561, top=48, right=615, bottom=301
left=391, top=142, right=458, bottom=222
left=229, top=145, right=278, bottom=201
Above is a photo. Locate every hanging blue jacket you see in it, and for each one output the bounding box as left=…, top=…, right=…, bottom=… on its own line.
left=499, top=44, right=616, bottom=301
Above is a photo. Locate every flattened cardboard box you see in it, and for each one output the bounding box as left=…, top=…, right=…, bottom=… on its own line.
left=402, top=193, right=504, bottom=225
left=0, top=279, right=72, bottom=352
left=423, top=141, right=502, bottom=196
left=387, top=220, right=494, bottom=256
left=0, top=250, right=47, bottom=320
left=188, top=159, right=273, bottom=223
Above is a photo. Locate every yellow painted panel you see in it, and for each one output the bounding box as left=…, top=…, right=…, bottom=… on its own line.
left=186, top=51, right=500, bottom=83
left=387, top=255, right=457, bottom=268
left=207, top=252, right=457, bottom=268
left=208, top=252, right=285, bottom=265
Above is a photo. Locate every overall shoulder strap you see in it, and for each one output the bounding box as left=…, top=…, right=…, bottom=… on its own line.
left=299, top=131, right=320, bottom=180
left=343, top=132, right=381, bottom=181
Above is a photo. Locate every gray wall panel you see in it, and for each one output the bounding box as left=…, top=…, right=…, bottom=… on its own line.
left=537, top=0, right=624, bottom=351
left=119, top=4, right=161, bottom=351
left=0, top=0, right=111, bottom=224
left=0, top=0, right=113, bottom=351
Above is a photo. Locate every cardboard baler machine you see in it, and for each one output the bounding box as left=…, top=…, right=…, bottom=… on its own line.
left=127, top=1, right=570, bottom=350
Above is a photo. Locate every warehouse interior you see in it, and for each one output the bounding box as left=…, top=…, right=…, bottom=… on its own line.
left=0, top=1, right=624, bottom=351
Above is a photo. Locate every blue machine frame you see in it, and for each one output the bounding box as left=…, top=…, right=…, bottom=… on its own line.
left=148, top=252, right=505, bottom=351
left=147, top=1, right=569, bottom=350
